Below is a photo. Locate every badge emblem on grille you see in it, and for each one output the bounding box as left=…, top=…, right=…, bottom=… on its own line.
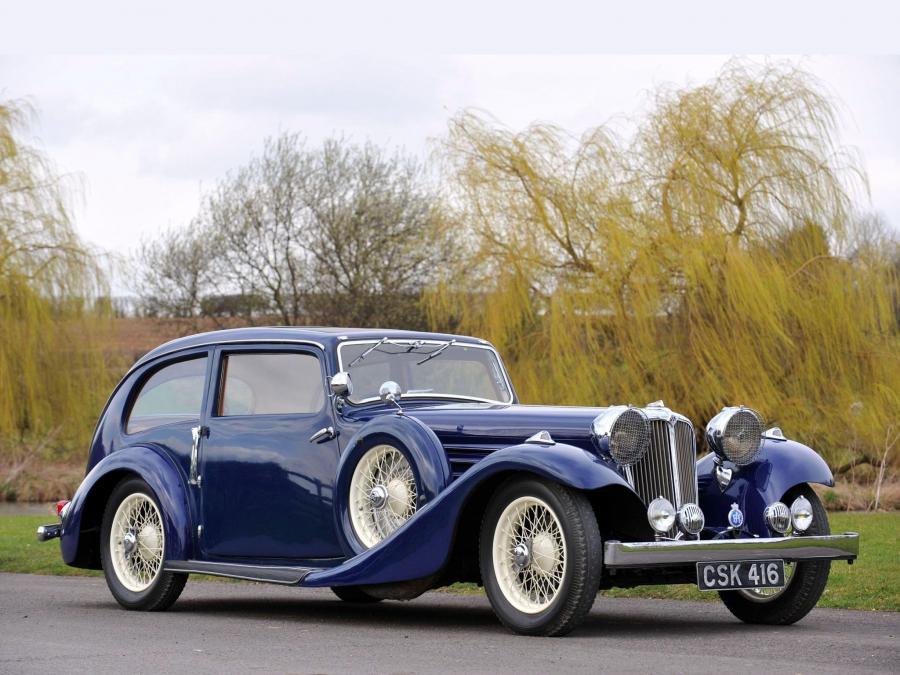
left=728, top=502, right=744, bottom=528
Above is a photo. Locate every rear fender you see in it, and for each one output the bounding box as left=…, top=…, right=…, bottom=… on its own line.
left=697, top=438, right=834, bottom=535
left=60, top=445, right=193, bottom=568
left=308, top=441, right=635, bottom=587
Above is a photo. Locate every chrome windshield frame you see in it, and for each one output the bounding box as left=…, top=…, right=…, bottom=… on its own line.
left=336, top=338, right=516, bottom=406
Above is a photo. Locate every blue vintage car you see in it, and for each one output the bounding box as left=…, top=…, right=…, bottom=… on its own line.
left=38, top=327, right=859, bottom=636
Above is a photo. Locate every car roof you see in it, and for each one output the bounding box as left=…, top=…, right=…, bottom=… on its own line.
left=134, top=326, right=491, bottom=369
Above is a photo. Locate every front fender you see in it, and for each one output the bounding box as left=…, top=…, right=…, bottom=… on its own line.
left=698, top=438, right=834, bottom=535
left=60, top=445, right=194, bottom=568
left=307, top=442, right=635, bottom=587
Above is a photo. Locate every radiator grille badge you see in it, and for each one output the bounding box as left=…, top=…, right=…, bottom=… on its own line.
left=727, top=502, right=744, bottom=528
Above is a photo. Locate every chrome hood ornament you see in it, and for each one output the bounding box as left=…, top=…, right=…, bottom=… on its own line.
left=715, top=461, right=733, bottom=491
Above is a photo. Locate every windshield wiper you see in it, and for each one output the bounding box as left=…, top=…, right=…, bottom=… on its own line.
left=415, top=339, right=455, bottom=366
left=347, top=337, right=389, bottom=368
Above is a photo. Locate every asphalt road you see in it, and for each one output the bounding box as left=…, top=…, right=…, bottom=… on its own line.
left=1, top=573, right=897, bottom=674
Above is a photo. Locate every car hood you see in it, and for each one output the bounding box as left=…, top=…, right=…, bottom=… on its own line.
left=407, top=402, right=602, bottom=451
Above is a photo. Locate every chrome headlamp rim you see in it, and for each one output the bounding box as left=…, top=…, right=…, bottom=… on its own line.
left=790, top=495, right=814, bottom=532
left=591, top=405, right=651, bottom=467
left=764, top=501, right=791, bottom=535
left=705, top=405, right=764, bottom=466
left=647, top=496, right=676, bottom=534
left=676, top=502, right=705, bottom=536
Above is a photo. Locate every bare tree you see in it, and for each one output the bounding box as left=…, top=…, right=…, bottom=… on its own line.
left=203, top=134, right=315, bottom=325
left=136, top=224, right=211, bottom=319
left=300, top=139, right=444, bottom=328
left=137, top=133, right=443, bottom=328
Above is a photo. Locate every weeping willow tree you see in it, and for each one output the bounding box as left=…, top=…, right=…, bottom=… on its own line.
left=0, top=100, right=110, bottom=464
left=429, top=62, right=900, bottom=473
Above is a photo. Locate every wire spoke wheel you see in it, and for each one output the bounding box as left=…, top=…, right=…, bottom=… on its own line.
left=349, top=444, right=417, bottom=548
left=110, top=493, right=165, bottom=592
left=719, top=485, right=832, bottom=626
left=491, top=496, right=567, bottom=614
left=738, top=561, right=796, bottom=602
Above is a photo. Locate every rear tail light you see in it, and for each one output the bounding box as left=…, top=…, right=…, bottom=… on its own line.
left=57, top=500, right=71, bottom=519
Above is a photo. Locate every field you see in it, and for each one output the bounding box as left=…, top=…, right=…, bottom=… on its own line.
left=1, top=511, right=895, bottom=611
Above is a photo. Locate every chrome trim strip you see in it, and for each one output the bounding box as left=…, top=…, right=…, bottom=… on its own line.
left=130, top=338, right=327, bottom=374
left=667, top=421, right=682, bottom=506
left=164, top=560, right=316, bottom=585
left=604, top=532, right=860, bottom=568
left=336, top=338, right=515, bottom=406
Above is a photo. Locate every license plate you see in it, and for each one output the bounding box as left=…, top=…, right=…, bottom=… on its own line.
left=696, top=559, right=785, bottom=591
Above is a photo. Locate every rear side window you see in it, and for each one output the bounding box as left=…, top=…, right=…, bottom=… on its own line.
left=218, top=352, right=324, bottom=416
left=126, top=356, right=208, bottom=434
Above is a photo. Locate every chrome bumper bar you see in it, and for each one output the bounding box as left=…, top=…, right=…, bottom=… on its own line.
left=36, top=523, right=62, bottom=542
left=604, top=532, right=859, bottom=568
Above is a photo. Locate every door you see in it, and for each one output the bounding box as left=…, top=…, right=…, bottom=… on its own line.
left=198, top=346, right=342, bottom=560
left=121, top=351, right=211, bottom=483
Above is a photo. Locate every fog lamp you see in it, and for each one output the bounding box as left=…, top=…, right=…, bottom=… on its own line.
left=676, top=503, right=705, bottom=536
left=790, top=495, right=813, bottom=532
left=647, top=497, right=676, bottom=534
left=764, top=501, right=791, bottom=535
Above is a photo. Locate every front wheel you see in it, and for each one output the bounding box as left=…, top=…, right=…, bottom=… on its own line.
left=479, top=477, right=602, bottom=636
left=101, top=476, right=187, bottom=611
left=719, top=484, right=831, bottom=625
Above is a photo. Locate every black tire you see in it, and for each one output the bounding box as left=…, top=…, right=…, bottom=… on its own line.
left=101, top=476, right=187, bottom=611
left=719, top=484, right=831, bottom=625
left=479, top=477, right=602, bottom=637
left=330, top=586, right=384, bottom=603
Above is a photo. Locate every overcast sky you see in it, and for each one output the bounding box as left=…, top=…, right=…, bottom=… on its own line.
left=1, top=54, right=897, bottom=288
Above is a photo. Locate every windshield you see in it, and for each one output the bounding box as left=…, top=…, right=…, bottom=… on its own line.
left=338, top=339, right=513, bottom=404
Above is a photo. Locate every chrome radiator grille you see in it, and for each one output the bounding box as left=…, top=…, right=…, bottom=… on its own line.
left=627, top=419, right=697, bottom=507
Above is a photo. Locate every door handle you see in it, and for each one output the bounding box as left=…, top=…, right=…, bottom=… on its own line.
left=189, top=425, right=209, bottom=486
left=309, top=426, right=336, bottom=443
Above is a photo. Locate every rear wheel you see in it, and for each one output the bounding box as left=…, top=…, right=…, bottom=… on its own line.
left=479, top=477, right=602, bottom=636
left=101, top=476, right=187, bottom=611
left=719, top=484, right=831, bottom=625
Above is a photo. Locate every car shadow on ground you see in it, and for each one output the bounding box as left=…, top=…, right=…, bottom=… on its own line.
left=84, top=590, right=803, bottom=638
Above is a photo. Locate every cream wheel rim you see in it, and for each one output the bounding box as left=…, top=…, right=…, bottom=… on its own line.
left=110, top=492, right=165, bottom=592
left=492, top=496, right=567, bottom=614
left=349, top=444, right=417, bottom=548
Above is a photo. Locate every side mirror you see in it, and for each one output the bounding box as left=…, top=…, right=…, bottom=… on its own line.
left=379, top=380, right=403, bottom=411
left=330, top=371, right=353, bottom=398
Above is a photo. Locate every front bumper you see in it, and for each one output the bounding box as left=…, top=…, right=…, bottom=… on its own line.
left=604, top=532, right=859, bottom=568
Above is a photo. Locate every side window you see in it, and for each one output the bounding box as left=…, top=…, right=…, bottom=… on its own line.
left=218, top=352, right=324, bottom=416
left=126, top=356, right=208, bottom=434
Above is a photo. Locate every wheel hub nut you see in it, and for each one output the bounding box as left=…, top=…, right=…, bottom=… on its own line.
left=369, top=485, right=389, bottom=510
left=513, top=543, right=531, bottom=568
left=122, top=530, right=137, bottom=556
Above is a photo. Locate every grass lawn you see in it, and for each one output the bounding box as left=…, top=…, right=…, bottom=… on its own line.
left=1, top=511, right=895, bottom=611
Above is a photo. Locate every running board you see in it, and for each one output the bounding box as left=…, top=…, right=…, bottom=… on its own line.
left=164, top=560, right=316, bottom=585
